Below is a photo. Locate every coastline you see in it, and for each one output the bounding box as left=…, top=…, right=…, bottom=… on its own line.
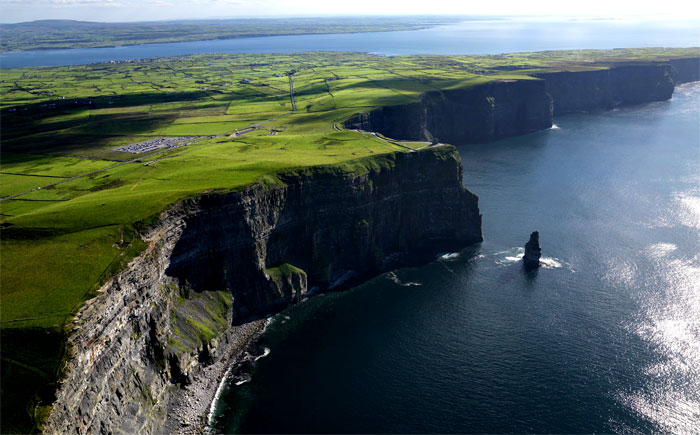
left=192, top=83, right=700, bottom=434
left=163, top=318, right=267, bottom=434
left=12, top=50, right=696, bottom=434
left=191, top=80, right=700, bottom=435
left=40, top=146, right=481, bottom=434
left=0, top=24, right=453, bottom=55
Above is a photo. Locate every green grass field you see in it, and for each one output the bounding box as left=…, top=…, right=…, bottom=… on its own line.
left=1, top=47, right=698, bottom=432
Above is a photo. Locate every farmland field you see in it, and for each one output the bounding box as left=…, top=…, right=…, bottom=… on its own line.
left=1, top=47, right=698, bottom=432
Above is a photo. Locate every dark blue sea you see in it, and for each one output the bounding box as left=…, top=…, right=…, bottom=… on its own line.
left=210, top=83, right=700, bottom=433
left=1, top=18, right=699, bottom=68
left=6, top=16, right=696, bottom=433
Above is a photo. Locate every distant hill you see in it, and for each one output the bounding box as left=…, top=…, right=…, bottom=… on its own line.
left=0, top=16, right=466, bottom=52
left=4, top=19, right=109, bottom=27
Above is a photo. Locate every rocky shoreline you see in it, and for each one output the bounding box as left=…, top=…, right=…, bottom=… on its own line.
left=42, top=58, right=700, bottom=433
left=44, top=147, right=482, bottom=434
left=163, top=319, right=266, bottom=434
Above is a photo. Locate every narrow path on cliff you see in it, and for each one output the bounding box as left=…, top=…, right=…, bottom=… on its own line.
left=0, top=157, right=147, bottom=201
left=333, top=121, right=440, bottom=152
left=3, top=107, right=439, bottom=202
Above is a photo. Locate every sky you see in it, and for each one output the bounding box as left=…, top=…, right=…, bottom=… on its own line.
left=1, top=0, right=700, bottom=23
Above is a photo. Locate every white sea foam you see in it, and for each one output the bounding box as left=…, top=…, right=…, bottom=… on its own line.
left=234, top=376, right=252, bottom=386
left=260, top=316, right=273, bottom=334
left=207, top=365, right=233, bottom=428
left=386, top=271, right=422, bottom=286
left=496, top=247, right=524, bottom=265
left=495, top=247, right=569, bottom=270
left=439, top=252, right=460, bottom=261
left=386, top=271, right=400, bottom=284
left=550, top=124, right=560, bottom=130
left=539, top=257, right=563, bottom=269
left=254, top=347, right=271, bottom=362
left=207, top=341, right=270, bottom=428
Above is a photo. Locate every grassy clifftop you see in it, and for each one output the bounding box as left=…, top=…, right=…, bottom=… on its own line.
left=0, top=48, right=698, bottom=431
left=2, top=48, right=699, bottom=329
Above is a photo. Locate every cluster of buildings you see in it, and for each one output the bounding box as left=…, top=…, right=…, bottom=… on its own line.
left=115, top=136, right=195, bottom=154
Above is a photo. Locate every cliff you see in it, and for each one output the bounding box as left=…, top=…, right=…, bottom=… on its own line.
left=535, top=63, right=676, bottom=115
left=44, top=146, right=482, bottom=434
left=345, top=79, right=553, bottom=144
left=347, top=60, right=699, bottom=142
left=669, top=57, right=700, bottom=84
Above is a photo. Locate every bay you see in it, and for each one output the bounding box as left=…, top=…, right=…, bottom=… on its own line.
left=1, top=18, right=699, bottom=69
left=211, top=82, right=700, bottom=433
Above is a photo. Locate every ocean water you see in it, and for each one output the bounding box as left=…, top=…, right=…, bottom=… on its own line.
left=210, top=83, right=700, bottom=433
left=1, top=18, right=699, bottom=69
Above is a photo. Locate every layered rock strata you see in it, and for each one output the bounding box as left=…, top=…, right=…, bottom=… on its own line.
left=347, top=60, right=699, bottom=142
left=535, top=63, right=677, bottom=115
left=346, top=79, right=553, bottom=144
left=669, top=57, right=700, bottom=84
left=44, top=146, right=482, bottom=434
left=45, top=57, right=699, bottom=434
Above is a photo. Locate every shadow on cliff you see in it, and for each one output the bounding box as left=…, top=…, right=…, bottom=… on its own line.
left=164, top=148, right=483, bottom=327
left=0, top=328, right=65, bottom=433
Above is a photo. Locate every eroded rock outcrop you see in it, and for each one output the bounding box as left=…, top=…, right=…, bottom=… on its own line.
left=523, top=231, right=542, bottom=270
left=44, top=146, right=482, bottom=434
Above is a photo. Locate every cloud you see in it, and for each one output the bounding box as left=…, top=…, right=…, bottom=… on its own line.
left=2, top=0, right=698, bottom=22
left=185, top=0, right=260, bottom=4
left=2, top=0, right=125, bottom=5
left=0, top=0, right=260, bottom=7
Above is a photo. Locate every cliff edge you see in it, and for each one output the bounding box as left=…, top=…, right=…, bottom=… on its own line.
left=346, top=79, right=553, bottom=144
left=347, top=60, right=698, bottom=143
left=44, top=146, right=482, bottom=434
left=535, top=63, right=677, bottom=115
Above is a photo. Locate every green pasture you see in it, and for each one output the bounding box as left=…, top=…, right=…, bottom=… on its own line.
left=2, top=47, right=698, bottom=328
left=0, top=174, right=53, bottom=198
left=1, top=153, right=116, bottom=177
left=0, top=47, right=698, bottom=432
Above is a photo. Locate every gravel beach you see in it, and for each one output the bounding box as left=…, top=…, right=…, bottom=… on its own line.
left=163, top=319, right=267, bottom=434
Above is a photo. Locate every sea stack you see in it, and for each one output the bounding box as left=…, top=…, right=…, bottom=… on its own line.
left=523, top=231, right=542, bottom=269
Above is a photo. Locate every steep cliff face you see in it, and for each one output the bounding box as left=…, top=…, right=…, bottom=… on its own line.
left=45, top=147, right=482, bottom=434
left=348, top=61, right=698, bottom=143
left=346, top=79, right=553, bottom=144
left=536, top=63, right=676, bottom=115
left=167, top=147, right=481, bottom=321
left=669, top=57, right=700, bottom=84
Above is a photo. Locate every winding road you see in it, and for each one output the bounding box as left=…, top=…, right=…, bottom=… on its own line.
left=0, top=157, right=147, bottom=201
left=3, top=110, right=437, bottom=202
left=332, top=122, right=438, bottom=152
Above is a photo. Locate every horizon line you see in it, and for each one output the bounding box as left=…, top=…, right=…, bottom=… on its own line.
left=3, top=13, right=699, bottom=26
